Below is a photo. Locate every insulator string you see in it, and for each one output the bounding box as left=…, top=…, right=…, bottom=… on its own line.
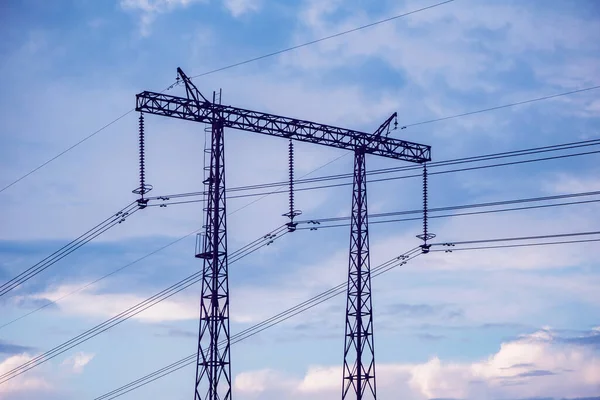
left=139, top=112, right=145, bottom=199
left=423, top=162, right=428, bottom=239
left=289, top=139, right=294, bottom=218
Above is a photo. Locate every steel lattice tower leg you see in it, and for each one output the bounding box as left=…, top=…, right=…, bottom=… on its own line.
left=195, top=113, right=232, bottom=400
left=342, top=149, right=376, bottom=400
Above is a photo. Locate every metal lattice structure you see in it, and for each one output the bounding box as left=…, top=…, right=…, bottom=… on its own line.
left=135, top=68, right=431, bottom=400
left=342, top=149, right=376, bottom=398
left=193, top=93, right=232, bottom=400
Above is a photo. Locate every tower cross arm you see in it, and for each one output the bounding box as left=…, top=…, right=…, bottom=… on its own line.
left=136, top=91, right=431, bottom=163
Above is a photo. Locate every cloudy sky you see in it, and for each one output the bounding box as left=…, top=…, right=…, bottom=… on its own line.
left=1, top=0, right=599, bottom=399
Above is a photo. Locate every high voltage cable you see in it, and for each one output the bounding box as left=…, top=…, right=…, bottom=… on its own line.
left=94, top=248, right=423, bottom=400
left=167, top=138, right=600, bottom=196
left=94, top=231, right=599, bottom=399
left=2, top=0, right=596, bottom=198
left=1, top=141, right=594, bottom=318
left=4, top=227, right=598, bottom=384
left=3, top=85, right=596, bottom=196
left=296, top=197, right=600, bottom=231
left=0, top=1, right=455, bottom=195
left=145, top=139, right=600, bottom=201
left=0, top=112, right=134, bottom=194
left=0, top=229, right=199, bottom=331
left=0, top=202, right=139, bottom=298
left=0, top=143, right=347, bottom=330
left=303, top=190, right=600, bottom=223
left=4, top=191, right=597, bottom=331
left=431, top=238, right=600, bottom=252
left=0, top=153, right=346, bottom=330
left=0, top=226, right=288, bottom=384
left=3, top=191, right=598, bottom=330
left=430, top=230, right=600, bottom=247
left=403, top=85, right=600, bottom=128
left=2, top=140, right=595, bottom=378
left=189, top=1, right=455, bottom=78
left=146, top=148, right=600, bottom=205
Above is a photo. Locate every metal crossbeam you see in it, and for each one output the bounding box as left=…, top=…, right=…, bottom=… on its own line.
left=136, top=92, right=430, bottom=163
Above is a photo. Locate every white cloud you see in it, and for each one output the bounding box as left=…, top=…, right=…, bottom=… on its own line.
left=28, top=284, right=199, bottom=323
left=232, top=328, right=600, bottom=400
left=544, top=172, right=600, bottom=194
left=223, top=0, right=261, bottom=17
left=0, top=354, right=55, bottom=399
left=61, top=352, right=95, bottom=374
left=281, top=0, right=600, bottom=112
left=120, top=0, right=206, bottom=36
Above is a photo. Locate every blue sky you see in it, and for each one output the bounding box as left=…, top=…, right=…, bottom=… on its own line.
left=0, top=0, right=599, bottom=399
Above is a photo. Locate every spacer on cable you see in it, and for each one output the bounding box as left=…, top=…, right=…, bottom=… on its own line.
left=132, top=184, right=154, bottom=195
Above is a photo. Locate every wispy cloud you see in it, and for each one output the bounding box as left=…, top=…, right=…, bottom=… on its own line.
left=0, top=354, right=55, bottom=399
left=29, top=284, right=199, bottom=323
left=61, top=352, right=95, bottom=374
left=223, top=0, right=261, bottom=17
left=119, top=0, right=207, bottom=36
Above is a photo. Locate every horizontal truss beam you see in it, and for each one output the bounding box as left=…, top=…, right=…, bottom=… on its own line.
left=136, top=91, right=431, bottom=163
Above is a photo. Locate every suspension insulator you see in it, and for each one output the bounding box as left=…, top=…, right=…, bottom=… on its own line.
left=423, top=163, right=428, bottom=238
left=139, top=113, right=145, bottom=193
left=289, top=139, right=295, bottom=216
left=132, top=112, right=153, bottom=208
left=283, top=138, right=301, bottom=231
left=416, top=162, right=435, bottom=252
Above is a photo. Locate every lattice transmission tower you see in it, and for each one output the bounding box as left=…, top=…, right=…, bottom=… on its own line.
left=133, top=68, right=431, bottom=400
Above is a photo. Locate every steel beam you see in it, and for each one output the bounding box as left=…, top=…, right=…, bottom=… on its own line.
left=136, top=91, right=430, bottom=163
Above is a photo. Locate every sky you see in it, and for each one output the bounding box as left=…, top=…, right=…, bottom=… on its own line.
left=0, top=0, right=599, bottom=399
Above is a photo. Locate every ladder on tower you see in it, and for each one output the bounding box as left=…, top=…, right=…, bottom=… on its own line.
left=195, top=90, right=222, bottom=259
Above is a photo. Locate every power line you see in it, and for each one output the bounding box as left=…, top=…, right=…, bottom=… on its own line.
left=93, top=230, right=600, bottom=398
left=145, top=138, right=600, bottom=200
left=0, top=226, right=288, bottom=384
left=0, top=151, right=349, bottom=330
left=2, top=131, right=596, bottom=382
left=0, top=1, right=454, bottom=195
left=302, top=190, right=600, bottom=224
left=3, top=11, right=597, bottom=196
left=146, top=148, right=600, bottom=205
left=0, top=229, right=195, bottom=331
left=8, top=224, right=594, bottom=386
left=403, top=85, right=600, bottom=128
left=431, top=230, right=600, bottom=247
left=431, top=238, right=600, bottom=252
left=3, top=144, right=593, bottom=338
left=0, top=111, right=134, bottom=194
left=5, top=191, right=598, bottom=330
left=190, top=1, right=455, bottom=78
left=296, top=198, right=600, bottom=231
left=0, top=202, right=139, bottom=298
left=6, top=226, right=597, bottom=384
left=93, top=248, right=423, bottom=400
